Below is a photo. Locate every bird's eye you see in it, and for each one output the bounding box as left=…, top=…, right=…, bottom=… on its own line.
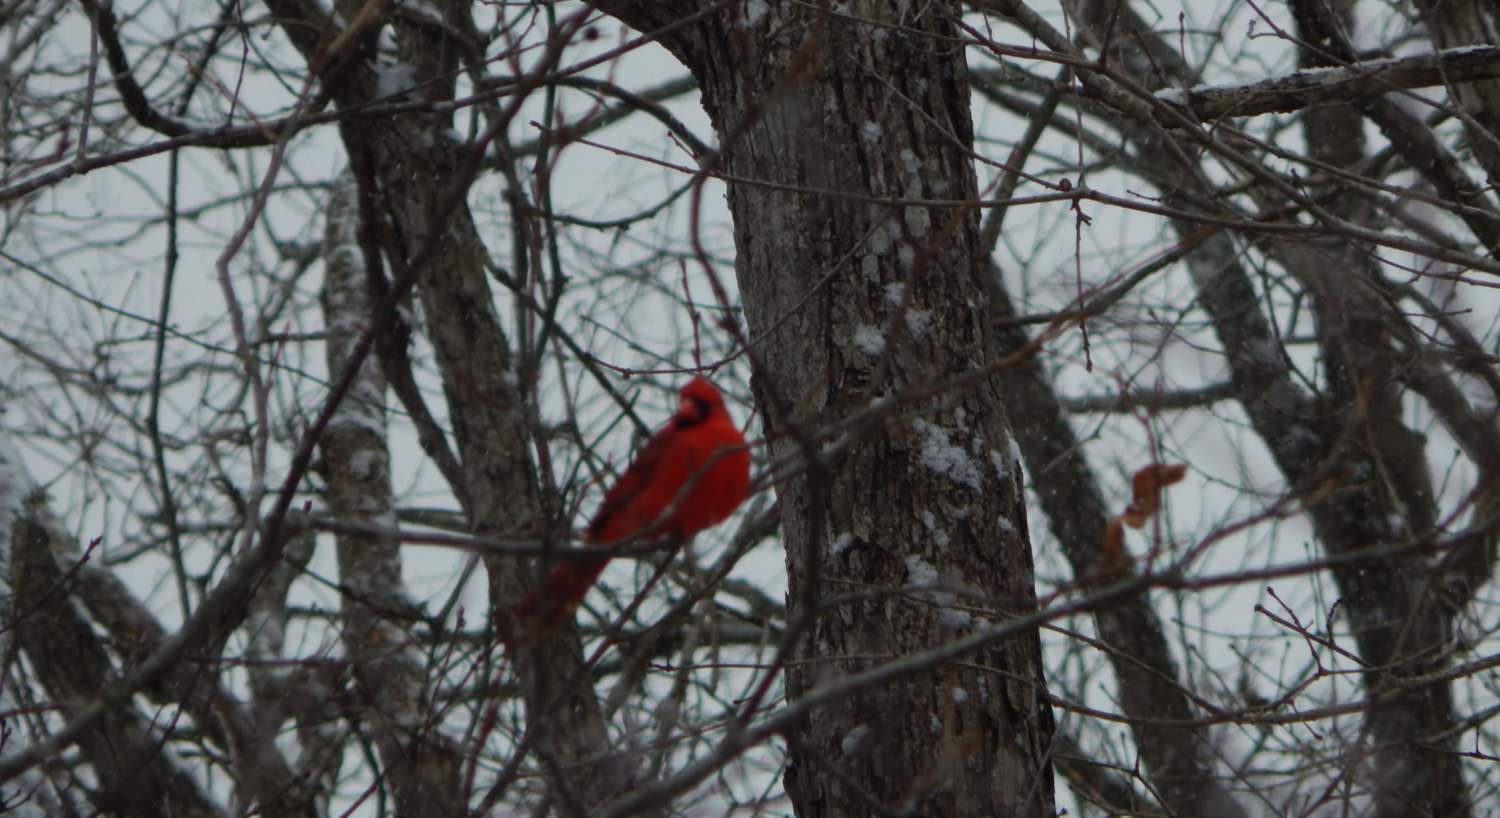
left=678, top=396, right=708, bottom=424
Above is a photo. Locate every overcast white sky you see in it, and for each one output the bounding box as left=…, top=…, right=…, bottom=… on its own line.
left=5, top=0, right=1499, bottom=813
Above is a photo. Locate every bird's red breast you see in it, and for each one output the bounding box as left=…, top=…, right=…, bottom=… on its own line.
left=512, top=376, right=751, bottom=633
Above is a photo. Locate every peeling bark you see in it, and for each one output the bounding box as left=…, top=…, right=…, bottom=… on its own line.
left=321, top=171, right=464, bottom=818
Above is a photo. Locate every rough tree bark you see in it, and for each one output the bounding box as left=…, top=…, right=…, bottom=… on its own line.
left=2, top=449, right=316, bottom=818
left=10, top=502, right=220, bottom=818
left=591, top=2, right=1057, bottom=816
left=0, top=443, right=81, bottom=818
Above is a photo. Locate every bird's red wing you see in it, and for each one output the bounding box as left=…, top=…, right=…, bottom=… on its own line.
left=586, top=422, right=678, bottom=542
left=509, top=376, right=749, bottom=643
left=512, top=424, right=681, bottom=638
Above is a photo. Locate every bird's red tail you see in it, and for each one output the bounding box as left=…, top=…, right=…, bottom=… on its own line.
left=512, top=555, right=611, bottom=634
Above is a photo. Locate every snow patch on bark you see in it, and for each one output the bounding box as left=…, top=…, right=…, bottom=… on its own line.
left=904, top=555, right=973, bottom=628
left=348, top=449, right=384, bottom=481
left=830, top=532, right=854, bottom=556
left=375, top=60, right=419, bottom=100
left=939, top=604, right=973, bottom=628
left=919, top=510, right=949, bottom=547
left=905, top=555, right=939, bottom=587
left=989, top=450, right=1009, bottom=482
left=841, top=723, right=871, bottom=755
left=912, top=419, right=982, bottom=489
left=867, top=223, right=892, bottom=256
left=741, top=0, right=770, bottom=27
left=852, top=324, right=886, bottom=356
left=1156, top=87, right=1187, bottom=105
left=904, top=308, right=933, bottom=338
left=325, top=364, right=387, bottom=438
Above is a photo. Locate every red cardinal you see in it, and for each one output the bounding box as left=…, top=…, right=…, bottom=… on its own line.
left=513, top=376, right=751, bottom=633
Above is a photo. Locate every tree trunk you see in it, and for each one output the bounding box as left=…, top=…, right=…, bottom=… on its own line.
left=593, top=2, right=1057, bottom=815
left=319, top=172, right=465, bottom=818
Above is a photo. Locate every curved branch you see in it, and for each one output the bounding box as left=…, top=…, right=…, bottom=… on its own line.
left=507, top=75, right=707, bottom=159
left=78, top=0, right=283, bottom=146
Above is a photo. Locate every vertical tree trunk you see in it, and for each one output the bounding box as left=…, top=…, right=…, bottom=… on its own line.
left=1288, top=5, right=1467, bottom=816
left=320, top=173, right=464, bottom=818
left=593, top=3, right=1057, bottom=815
left=264, top=0, right=636, bottom=808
